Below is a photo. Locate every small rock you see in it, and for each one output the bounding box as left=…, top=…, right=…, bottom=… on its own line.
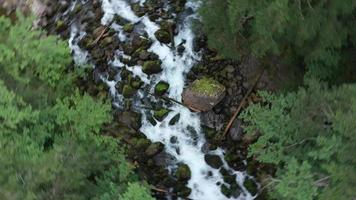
left=153, top=108, right=170, bottom=121
left=122, top=85, right=135, bottom=98
left=123, top=23, right=134, bottom=33
left=154, top=81, right=169, bottom=95
left=204, top=154, right=223, bottom=169
left=154, top=29, right=171, bottom=44
left=169, top=113, right=180, bottom=125
left=143, top=60, right=162, bottom=75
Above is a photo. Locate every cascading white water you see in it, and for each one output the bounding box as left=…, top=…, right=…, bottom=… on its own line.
left=69, top=0, right=255, bottom=199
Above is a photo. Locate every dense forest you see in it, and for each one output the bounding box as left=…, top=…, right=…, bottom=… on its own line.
left=200, top=0, right=356, bottom=199
left=0, top=15, right=153, bottom=200
left=0, top=0, right=355, bottom=200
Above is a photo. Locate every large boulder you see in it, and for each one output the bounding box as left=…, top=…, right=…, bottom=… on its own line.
left=182, top=77, right=226, bottom=112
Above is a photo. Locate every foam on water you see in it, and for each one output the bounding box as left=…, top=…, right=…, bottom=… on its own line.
left=69, top=0, right=255, bottom=199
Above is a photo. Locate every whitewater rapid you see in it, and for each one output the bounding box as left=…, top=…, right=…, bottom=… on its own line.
left=69, top=0, right=254, bottom=199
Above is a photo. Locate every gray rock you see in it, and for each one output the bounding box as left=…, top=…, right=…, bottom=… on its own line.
left=229, top=119, right=244, bottom=141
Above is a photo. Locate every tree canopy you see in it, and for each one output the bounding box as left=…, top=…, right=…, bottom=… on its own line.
left=200, top=0, right=356, bottom=78
left=241, top=79, right=356, bottom=199
left=0, top=15, right=154, bottom=200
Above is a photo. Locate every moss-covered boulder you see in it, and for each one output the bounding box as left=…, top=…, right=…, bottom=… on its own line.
left=153, top=108, right=170, bottom=121
left=122, top=85, right=136, bottom=98
left=154, top=29, right=171, bottom=44
left=143, top=60, right=162, bottom=75
left=154, top=81, right=170, bottom=95
left=204, top=154, right=223, bottom=169
left=175, top=164, right=191, bottom=181
left=182, top=77, right=226, bottom=111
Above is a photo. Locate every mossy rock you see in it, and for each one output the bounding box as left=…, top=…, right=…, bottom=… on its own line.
left=204, top=154, right=223, bottom=169
left=132, top=36, right=151, bottom=50
left=175, top=164, right=191, bottom=181
left=154, top=81, right=169, bottom=95
left=55, top=20, right=66, bottom=31
left=143, top=60, right=162, bottom=75
left=221, top=184, right=231, bottom=198
left=123, top=23, right=134, bottom=33
left=243, top=177, right=258, bottom=196
left=182, top=77, right=226, bottom=111
left=191, top=77, right=225, bottom=97
left=154, top=29, right=171, bottom=44
left=131, top=80, right=143, bottom=89
left=122, top=85, right=136, bottom=98
left=153, top=108, right=170, bottom=121
left=145, top=142, right=164, bottom=157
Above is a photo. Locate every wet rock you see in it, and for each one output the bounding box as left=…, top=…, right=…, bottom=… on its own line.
left=169, top=113, right=180, bottom=125
left=182, top=77, right=226, bottom=112
left=145, top=142, right=164, bottom=157
left=153, top=151, right=175, bottom=167
left=147, top=114, right=157, bottom=126
left=123, top=23, right=134, bottom=33
left=138, top=50, right=151, bottom=60
left=220, top=168, right=236, bottom=185
left=170, top=136, right=178, bottom=144
left=221, top=184, right=231, bottom=198
left=243, top=177, right=258, bottom=196
left=122, top=85, right=136, bottom=98
left=230, top=182, right=242, bottom=198
left=175, top=185, right=192, bottom=197
left=131, top=3, right=146, bottom=17
left=154, top=29, right=171, bottom=44
left=175, top=164, right=191, bottom=181
left=132, top=35, right=151, bottom=50
left=153, top=108, right=170, bottom=121
left=131, top=80, right=143, bottom=89
left=143, top=60, right=162, bottom=75
left=113, top=15, right=129, bottom=25
left=204, top=154, right=223, bottom=169
left=154, top=81, right=169, bottom=95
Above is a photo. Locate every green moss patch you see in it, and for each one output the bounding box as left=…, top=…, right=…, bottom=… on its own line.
left=191, top=77, right=225, bottom=97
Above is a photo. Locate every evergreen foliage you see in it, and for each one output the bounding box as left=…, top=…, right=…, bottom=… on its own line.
left=0, top=15, right=153, bottom=200
left=241, top=79, right=356, bottom=199
left=199, top=0, right=356, bottom=78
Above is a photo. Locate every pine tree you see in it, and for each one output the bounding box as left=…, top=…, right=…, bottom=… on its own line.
left=241, top=79, right=356, bottom=199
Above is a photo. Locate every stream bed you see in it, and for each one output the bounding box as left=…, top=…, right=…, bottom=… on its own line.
left=64, top=0, right=256, bottom=199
